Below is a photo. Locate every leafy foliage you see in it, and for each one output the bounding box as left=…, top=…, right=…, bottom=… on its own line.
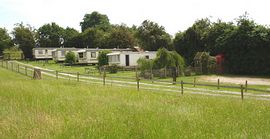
left=105, top=25, right=135, bottom=49
left=12, top=23, right=35, bottom=59
left=65, top=51, right=76, bottom=65
left=136, top=20, right=172, bottom=51
left=38, top=22, right=66, bottom=48
left=80, top=11, right=111, bottom=32
left=97, top=50, right=111, bottom=67
left=0, top=28, right=13, bottom=55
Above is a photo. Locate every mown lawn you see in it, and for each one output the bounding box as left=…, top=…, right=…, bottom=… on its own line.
left=1, top=67, right=270, bottom=138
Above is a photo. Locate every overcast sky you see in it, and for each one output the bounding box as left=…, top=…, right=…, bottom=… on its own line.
left=1, top=0, right=270, bottom=35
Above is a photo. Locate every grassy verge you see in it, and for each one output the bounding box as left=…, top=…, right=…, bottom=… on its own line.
left=0, top=67, right=270, bottom=138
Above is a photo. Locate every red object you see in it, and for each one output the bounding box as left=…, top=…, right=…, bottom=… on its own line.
left=216, top=54, right=225, bottom=74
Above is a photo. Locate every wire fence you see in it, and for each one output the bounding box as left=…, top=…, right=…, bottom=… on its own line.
left=1, top=60, right=270, bottom=100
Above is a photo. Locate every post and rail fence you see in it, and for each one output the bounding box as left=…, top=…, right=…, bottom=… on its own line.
left=1, top=60, right=270, bottom=100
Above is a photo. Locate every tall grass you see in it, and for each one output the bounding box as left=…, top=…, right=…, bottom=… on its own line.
left=0, top=68, right=269, bottom=138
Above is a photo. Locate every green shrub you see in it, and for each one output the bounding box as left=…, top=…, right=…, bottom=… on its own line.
left=98, top=50, right=111, bottom=67
left=107, top=64, right=118, bottom=73
left=65, top=51, right=76, bottom=65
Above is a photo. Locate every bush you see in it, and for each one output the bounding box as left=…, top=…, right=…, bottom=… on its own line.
left=107, top=64, right=118, bottom=73
left=65, top=51, right=76, bottom=65
left=98, top=50, right=111, bottom=67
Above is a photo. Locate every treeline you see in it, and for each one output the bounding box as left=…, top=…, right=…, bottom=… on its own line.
left=0, top=12, right=270, bottom=75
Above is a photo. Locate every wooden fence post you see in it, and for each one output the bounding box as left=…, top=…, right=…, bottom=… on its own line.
left=17, top=64, right=20, bottom=73
left=103, top=69, right=106, bottom=85
left=77, top=72, right=80, bottom=82
left=181, top=80, right=184, bottom=95
left=6, top=61, right=8, bottom=69
left=194, top=77, right=196, bottom=87
left=1, top=60, right=3, bottom=67
left=241, top=85, right=244, bottom=100
left=56, top=71, right=58, bottom=79
left=245, top=80, right=248, bottom=92
left=137, top=77, right=140, bottom=91
left=25, top=66, right=27, bottom=76
left=11, top=62, right=13, bottom=71
left=217, top=79, right=220, bottom=89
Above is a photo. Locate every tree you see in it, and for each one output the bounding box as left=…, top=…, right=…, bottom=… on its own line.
left=12, top=23, right=35, bottom=59
left=136, top=20, right=172, bottom=51
left=80, top=11, right=111, bottom=32
left=105, top=25, right=135, bottom=49
left=174, top=18, right=211, bottom=65
left=65, top=51, right=76, bottom=65
left=97, top=50, right=111, bottom=67
left=63, top=27, right=79, bottom=47
left=0, top=28, right=13, bottom=55
left=38, top=22, right=65, bottom=48
left=81, top=28, right=106, bottom=48
left=215, top=14, right=270, bottom=75
left=153, top=48, right=185, bottom=72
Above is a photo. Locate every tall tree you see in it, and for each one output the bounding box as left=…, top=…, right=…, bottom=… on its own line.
left=80, top=11, right=111, bottom=32
left=12, top=23, right=35, bottom=59
left=216, top=14, right=270, bottom=75
left=136, top=20, right=172, bottom=51
left=81, top=28, right=105, bottom=48
left=38, top=22, right=65, bottom=48
left=0, top=28, right=13, bottom=55
left=174, top=18, right=211, bottom=65
left=63, top=27, right=79, bottom=47
left=105, top=25, right=135, bottom=48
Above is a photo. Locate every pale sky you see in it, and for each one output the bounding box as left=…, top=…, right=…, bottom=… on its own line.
left=1, top=0, right=270, bottom=35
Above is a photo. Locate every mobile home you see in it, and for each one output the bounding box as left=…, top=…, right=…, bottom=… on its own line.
left=107, top=51, right=157, bottom=67
left=77, top=48, right=134, bottom=65
left=52, top=48, right=80, bottom=62
left=33, top=48, right=56, bottom=60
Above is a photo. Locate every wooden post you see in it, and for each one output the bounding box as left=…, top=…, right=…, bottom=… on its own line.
left=217, top=79, right=220, bottom=89
left=56, top=71, right=58, bottom=79
left=181, top=80, right=184, bottom=95
left=103, top=69, right=106, bottom=85
left=33, top=68, right=42, bottom=79
left=11, top=62, right=13, bottom=71
left=17, top=64, right=20, bottom=73
left=137, top=77, right=140, bottom=91
left=6, top=61, right=8, bottom=69
left=245, top=80, right=248, bottom=92
left=1, top=60, right=3, bottom=67
left=25, top=66, right=27, bottom=76
left=77, top=72, right=80, bottom=82
left=241, top=85, right=244, bottom=100
left=193, top=77, right=196, bottom=87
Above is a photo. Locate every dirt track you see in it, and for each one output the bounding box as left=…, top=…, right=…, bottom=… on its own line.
left=200, top=75, right=270, bottom=86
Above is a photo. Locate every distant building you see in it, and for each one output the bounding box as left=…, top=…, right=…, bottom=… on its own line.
left=77, top=48, right=134, bottom=65
left=193, top=52, right=216, bottom=74
left=32, top=48, right=56, bottom=60
left=107, top=51, right=157, bottom=67
left=52, top=48, right=80, bottom=62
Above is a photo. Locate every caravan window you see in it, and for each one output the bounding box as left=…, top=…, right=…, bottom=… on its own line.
left=79, top=53, right=84, bottom=58
left=61, top=51, right=65, bottom=56
left=38, top=50, right=43, bottom=54
left=91, top=52, right=96, bottom=58
left=109, top=55, right=120, bottom=62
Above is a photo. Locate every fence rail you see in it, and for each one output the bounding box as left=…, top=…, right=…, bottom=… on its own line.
left=1, top=60, right=270, bottom=101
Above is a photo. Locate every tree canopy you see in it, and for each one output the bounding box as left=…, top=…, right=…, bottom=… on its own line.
left=0, top=28, right=13, bottom=55
left=12, top=23, right=35, bottom=59
left=136, top=20, right=172, bottom=51
left=80, top=11, right=111, bottom=32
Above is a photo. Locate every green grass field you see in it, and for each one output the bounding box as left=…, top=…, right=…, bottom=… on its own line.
left=0, top=67, right=270, bottom=138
